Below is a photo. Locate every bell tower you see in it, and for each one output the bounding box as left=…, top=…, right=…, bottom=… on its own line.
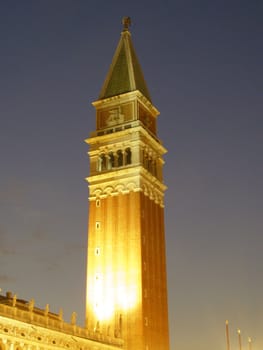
left=85, top=18, right=170, bottom=350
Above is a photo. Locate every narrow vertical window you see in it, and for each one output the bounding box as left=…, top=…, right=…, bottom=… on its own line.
left=152, top=160, right=157, bottom=176
left=95, top=273, right=103, bottom=282
left=125, top=148, right=132, bottom=165
left=108, top=152, right=115, bottom=169
left=95, top=221, right=100, bottom=230
left=148, top=157, right=152, bottom=173
left=101, top=154, right=107, bottom=170
left=117, top=150, right=123, bottom=167
left=95, top=321, right=100, bottom=332
left=144, top=153, right=149, bottom=169
left=96, top=199, right=100, bottom=207
left=119, top=314, right=123, bottom=337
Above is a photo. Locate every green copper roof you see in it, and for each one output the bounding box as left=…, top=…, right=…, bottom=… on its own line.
left=99, top=25, right=152, bottom=102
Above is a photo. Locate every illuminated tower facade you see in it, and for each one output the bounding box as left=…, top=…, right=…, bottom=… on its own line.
left=85, top=18, right=170, bottom=350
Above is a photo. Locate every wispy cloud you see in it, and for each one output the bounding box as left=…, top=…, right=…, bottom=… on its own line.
left=0, top=179, right=27, bottom=207
left=0, top=247, right=16, bottom=255
left=46, top=261, right=60, bottom=272
left=31, top=227, right=49, bottom=241
left=64, top=242, right=86, bottom=255
left=0, top=228, right=17, bottom=255
left=0, top=274, right=14, bottom=283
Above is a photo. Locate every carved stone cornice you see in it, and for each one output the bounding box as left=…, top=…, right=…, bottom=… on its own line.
left=87, top=166, right=167, bottom=207
left=92, top=90, right=159, bottom=118
left=86, top=123, right=167, bottom=156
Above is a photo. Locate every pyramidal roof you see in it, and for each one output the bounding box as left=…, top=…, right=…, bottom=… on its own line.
left=99, top=17, right=152, bottom=102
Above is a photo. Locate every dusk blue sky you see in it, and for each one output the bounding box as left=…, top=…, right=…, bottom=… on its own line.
left=0, top=1, right=262, bottom=350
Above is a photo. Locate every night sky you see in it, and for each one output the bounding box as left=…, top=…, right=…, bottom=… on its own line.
left=1, top=1, right=262, bottom=350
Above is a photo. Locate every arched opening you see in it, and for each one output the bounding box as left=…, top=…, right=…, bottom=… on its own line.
left=144, top=153, right=149, bottom=170
left=125, top=148, right=132, bottom=165
left=152, top=160, right=157, bottom=176
left=101, top=154, right=107, bottom=171
left=108, top=152, right=115, bottom=169
left=117, top=150, right=123, bottom=167
left=148, top=157, right=152, bottom=173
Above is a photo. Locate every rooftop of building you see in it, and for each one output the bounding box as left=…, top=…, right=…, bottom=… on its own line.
left=0, top=291, right=123, bottom=348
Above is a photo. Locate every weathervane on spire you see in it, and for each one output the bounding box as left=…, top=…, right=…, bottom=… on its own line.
left=122, top=16, right=131, bottom=31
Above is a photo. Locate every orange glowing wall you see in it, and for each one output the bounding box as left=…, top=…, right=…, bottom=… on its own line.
left=86, top=190, right=169, bottom=350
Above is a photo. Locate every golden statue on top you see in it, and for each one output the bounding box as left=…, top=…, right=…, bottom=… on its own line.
left=122, top=16, right=131, bottom=31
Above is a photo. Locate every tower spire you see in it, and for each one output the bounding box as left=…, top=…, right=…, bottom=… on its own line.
left=99, top=17, right=152, bottom=102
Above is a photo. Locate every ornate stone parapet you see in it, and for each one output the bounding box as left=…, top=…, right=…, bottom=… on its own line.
left=0, top=300, right=123, bottom=349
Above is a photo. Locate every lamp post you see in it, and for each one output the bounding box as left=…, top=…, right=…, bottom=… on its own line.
left=248, top=337, right=252, bottom=350
left=237, top=329, right=242, bottom=350
left=225, top=320, right=231, bottom=350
